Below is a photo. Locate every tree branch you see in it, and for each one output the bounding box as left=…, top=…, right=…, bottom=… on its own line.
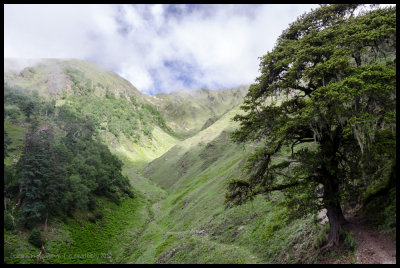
left=255, top=181, right=302, bottom=194
left=291, top=137, right=315, bottom=156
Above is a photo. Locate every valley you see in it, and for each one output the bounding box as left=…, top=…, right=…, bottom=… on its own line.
left=3, top=5, right=396, bottom=264
left=3, top=59, right=321, bottom=264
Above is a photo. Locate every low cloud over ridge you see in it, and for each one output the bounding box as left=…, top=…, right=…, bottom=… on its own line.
left=5, top=4, right=318, bottom=94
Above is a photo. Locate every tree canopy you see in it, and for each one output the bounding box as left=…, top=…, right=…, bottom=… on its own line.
left=4, top=84, right=134, bottom=229
left=226, top=4, right=396, bottom=250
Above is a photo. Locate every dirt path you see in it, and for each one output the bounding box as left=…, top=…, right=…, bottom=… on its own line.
left=343, top=217, right=396, bottom=264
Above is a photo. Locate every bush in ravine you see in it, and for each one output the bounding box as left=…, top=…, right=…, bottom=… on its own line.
left=88, top=216, right=97, bottom=223
left=95, top=212, right=104, bottom=220
left=4, top=214, right=14, bottom=231
left=28, top=229, right=43, bottom=248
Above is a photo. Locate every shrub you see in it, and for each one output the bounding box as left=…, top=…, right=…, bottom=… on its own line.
left=363, top=187, right=396, bottom=236
left=88, top=196, right=98, bottom=211
left=4, top=244, right=16, bottom=262
left=62, top=216, right=69, bottom=224
left=4, top=214, right=14, bottom=231
left=5, top=106, right=20, bottom=120
left=341, top=230, right=357, bottom=253
left=28, top=229, right=43, bottom=248
left=95, top=212, right=104, bottom=220
left=125, top=188, right=135, bottom=198
left=88, top=216, right=96, bottom=223
left=312, top=223, right=330, bottom=249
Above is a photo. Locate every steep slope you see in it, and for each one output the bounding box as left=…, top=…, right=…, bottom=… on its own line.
left=4, top=59, right=177, bottom=264
left=3, top=82, right=149, bottom=264
left=144, top=105, right=244, bottom=189
left=123, top=105, right=322, bottom=264
left=144, top=85, right=248, bottom=138
left=4, top=58, right=178, bottom=163
left=4, top=59, right=254, bottom=264
left=4, top=58, right=143, bottom=100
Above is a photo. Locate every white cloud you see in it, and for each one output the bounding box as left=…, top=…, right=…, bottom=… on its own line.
left=4, top=4, right=319, bottom=94
left=5, top=5, right=111, bottom=58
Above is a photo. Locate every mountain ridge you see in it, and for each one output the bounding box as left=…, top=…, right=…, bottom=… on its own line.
left=4, top=58, right=144, bottom=100
left=145, top=85, right=248, bottom=138
left=4, top=58, right=248, bottom=142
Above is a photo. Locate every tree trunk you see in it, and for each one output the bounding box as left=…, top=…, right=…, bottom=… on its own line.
left=12, top=186, right=22, bottom=216
left=320, top=171, right=346, bottom=251
left=323, top=203, right=345, bottom=250
left=318, top=129, right=346, bottom=251
left=44, top=211, right=48, bottom=232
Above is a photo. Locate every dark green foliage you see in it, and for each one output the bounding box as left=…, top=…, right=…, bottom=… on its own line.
left=5, top=84, right=134, bottom=229
left=4, top=168, right=19, bottom=196
left=4, top=83, right=38, bottom=120
left=313, top=224, right=330, bottom=249
left=22, top=101, right=36, bottom=118
left=4, top=105, right=21, bottom=120
left=142, top=103, right=172, bottom=134
left=88, top=195, right=98, bottom=211
left=94, top=212, right=104, bottom=220
left=63, top=88, right=171, bottom=140
left=88, top=216, right=97, bottom=223
left=17, top=127, right=49, bottom=227
left=4, top=130, right=19, bottom=199
left=4, top=245, right=16, bottom=263
left=227, top=4, right=396, bottom=248
left=340, top=230, right=357, bottom=253
left=28, top=229, right=43, bottom=248
left=63, top=67, right=174, bottom=140
left=50, top=196, right=144, bottom=264
left=363, top=187, right=396, bottom=236
left=4, top=131, right=12, bottom=158
left=4, top=214, right=14, bottom=230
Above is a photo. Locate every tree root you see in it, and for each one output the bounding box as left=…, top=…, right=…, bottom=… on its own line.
left=318, top=240, right=337, bottom=254
left=36, top=251, right=43, bottom=264
left=35, top=245, right=49, bottom=264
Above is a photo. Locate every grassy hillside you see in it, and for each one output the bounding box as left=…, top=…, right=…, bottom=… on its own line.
left=3, top=59, right=177, bottom=264
left=122, top=105, right=325, bottom=264
left=4, top=59, right=255, bottom=264
left=2, top=81, right=328, bottom=264
left=5, top=4, right=396, bottom=263
left=4, top=59, right=179, bottom=163
left=144, top=85, right=248, bottom=139
left=4, top=59, right=144, bottom=100
left=5, top=58, right=379, bottom=264
left=3, top=85, right=149, bottom=264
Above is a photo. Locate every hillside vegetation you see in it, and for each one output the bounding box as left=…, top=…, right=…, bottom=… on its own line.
left=128, top=106, right=324, bottom=264
left=3, top=63, right=323, bottom=264
left=4, top=59, right=179, bottom=163
left=145, top=85, right=248, bottom=138
left=4, top=4, right=396, bottom=264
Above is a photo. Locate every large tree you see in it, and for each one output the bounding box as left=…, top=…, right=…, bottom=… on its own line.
left=226, top=4, right=396, bottom=250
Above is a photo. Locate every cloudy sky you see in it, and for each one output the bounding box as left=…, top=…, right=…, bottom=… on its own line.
left=4, top=4, right=321, bottom=94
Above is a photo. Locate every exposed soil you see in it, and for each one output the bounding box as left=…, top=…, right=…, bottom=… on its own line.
left=342, top=215, right=396, bottom=264
left=317, top=207, right=396, bottom=264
